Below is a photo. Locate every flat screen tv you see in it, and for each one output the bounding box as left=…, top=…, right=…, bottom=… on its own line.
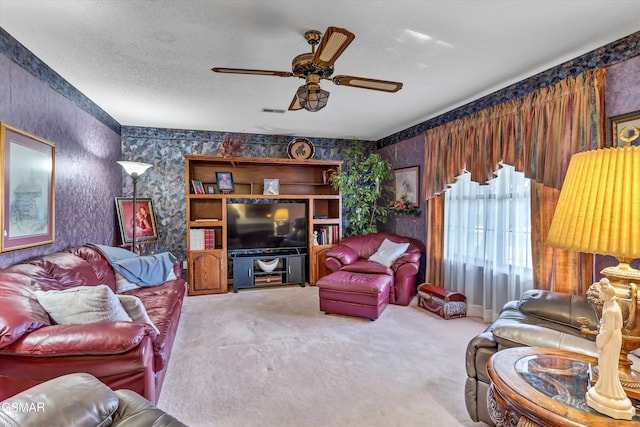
left=227, top=202, right=307, bottom=251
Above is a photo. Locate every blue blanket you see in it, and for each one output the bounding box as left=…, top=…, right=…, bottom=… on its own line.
left=86, top=243, right=176, bottom=287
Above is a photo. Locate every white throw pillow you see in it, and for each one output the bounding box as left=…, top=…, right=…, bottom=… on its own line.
left=368, top=238, right=410, bottom=268
left=117, top=295, right=160, bottom=335
left=34, top=285, right=131, bottom=325
left=115, top=271, right=140, bottom=293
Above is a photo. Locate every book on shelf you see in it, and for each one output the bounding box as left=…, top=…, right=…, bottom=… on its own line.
left=314, top=225, right=339, bottom=245
left=189, top=228, right=204, bottom=250
left=189, top=228, right=215, bottom=250
left=204, top=229, right=215, bottom=249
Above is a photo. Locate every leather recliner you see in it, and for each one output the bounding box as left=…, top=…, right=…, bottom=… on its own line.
left=0, top=372, right=187, bottom=427
left=465, top=289, right=599, bottom=425
left=324, top=232, right=425, bottom=306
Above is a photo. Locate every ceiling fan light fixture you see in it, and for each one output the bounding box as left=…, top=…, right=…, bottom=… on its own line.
left=296, top=83, right=329, bottom=112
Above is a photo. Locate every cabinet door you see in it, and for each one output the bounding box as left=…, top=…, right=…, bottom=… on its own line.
left=310, top=246, right=333, bottom=285
left=189, top=251, right=226, bottom=295
left=287, top=255, right=305, bottom=285
left=233, top=257, right=254, bottom=291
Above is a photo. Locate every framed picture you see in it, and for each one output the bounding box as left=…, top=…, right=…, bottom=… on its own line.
left=191, top=180, right=204, bottom=194
left=1, top=123, right=55, bottom=252
left=263, top=178, right=279, bottom=195
left=204, top=183, right=216, bottom=194
left=610, top=110, right=640, bottom=146
left=393, top=166, right=419, bottom=206
left=115, top=197, right=159, bottom=244
left=216, top=171, right=234, bottom=192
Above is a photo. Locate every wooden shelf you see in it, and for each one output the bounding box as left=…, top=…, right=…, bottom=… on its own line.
left=185, top=155, right=343, bottom=295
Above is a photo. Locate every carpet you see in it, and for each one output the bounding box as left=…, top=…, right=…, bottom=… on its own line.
left=157, top=285, right=488, bottom=426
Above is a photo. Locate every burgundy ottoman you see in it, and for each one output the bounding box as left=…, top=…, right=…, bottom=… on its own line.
left=316, top=271, right=392, bottom=320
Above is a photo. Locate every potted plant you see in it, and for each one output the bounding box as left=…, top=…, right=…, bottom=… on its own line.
left=330, top=140, right=393, bottom=235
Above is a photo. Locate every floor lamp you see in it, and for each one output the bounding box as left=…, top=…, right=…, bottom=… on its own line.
left=117, top=161, right=152, bottom=255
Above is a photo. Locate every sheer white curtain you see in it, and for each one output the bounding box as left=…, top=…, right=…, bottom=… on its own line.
left=443, top=164, right=533, bottom=322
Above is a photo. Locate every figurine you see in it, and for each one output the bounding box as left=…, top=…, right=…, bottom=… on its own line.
left=586, top=278, right=635, bottom=420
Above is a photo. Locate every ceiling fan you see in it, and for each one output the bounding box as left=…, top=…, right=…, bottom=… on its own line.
left=212, top=26, right=403, bottom=112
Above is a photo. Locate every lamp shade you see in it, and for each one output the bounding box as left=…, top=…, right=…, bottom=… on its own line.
left=296, top=83, right=329, bottom=112
left=547, top=145, right=640, bottom=259
left=274, top=208, right=289, bottom=222
left=117, top=161, right=152, bottom=179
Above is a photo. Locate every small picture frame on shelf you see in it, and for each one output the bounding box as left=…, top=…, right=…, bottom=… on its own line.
left=216, top=172, right=234, bottom=193
left=263, top=178, right=279, bottom=195
left=204, top=183, right=216, bottom=194
left=191, top=180, right=204, bottom=194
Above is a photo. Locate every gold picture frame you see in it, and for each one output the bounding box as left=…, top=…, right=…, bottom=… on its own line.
left=0, top=123, right=55, bottom=252
left=115, top=197, right=159, bottom=244
left=393, top=166, right=420, bottom=207
left=609, top=110, right=640, bottom=146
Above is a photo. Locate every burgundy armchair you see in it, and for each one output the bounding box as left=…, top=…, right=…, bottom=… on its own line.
left=325, top=232, right=425, bottom=306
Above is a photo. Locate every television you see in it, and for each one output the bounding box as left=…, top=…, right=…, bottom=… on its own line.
left=227, top=202, right=308, bottom=251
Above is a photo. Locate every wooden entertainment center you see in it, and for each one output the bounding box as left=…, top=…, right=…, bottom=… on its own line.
left=185, top=155, right=343, bottom=295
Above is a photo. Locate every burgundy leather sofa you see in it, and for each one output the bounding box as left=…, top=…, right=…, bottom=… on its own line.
left=0, top=245, right=185, bottom=404
left=323, top=232, right=425, bottom=306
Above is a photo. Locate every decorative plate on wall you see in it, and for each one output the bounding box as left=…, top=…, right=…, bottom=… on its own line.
left=287, top=138, right=315, bottom=160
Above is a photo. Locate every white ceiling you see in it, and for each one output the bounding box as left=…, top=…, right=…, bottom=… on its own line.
left=2, top=1, right=640, bottom=141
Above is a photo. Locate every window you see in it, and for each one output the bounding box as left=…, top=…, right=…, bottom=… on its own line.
left=443, top=164, right=533, bottom=321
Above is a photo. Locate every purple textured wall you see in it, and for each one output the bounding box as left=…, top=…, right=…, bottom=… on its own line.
left=377, top=134, right=425, bottom=242
left=0, top=53, right=122, bottom=268
left=605, top=56, right=640, bottom=118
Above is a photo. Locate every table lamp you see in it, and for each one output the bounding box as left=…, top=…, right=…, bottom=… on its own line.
left=117, top=161, right=152, bottom=255
left=547, top=140, right=640, bottom=401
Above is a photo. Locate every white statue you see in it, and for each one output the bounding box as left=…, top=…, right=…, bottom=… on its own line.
left=313, top=231, right=319, bottom=246
left=586, top=278, right=635, bottom=420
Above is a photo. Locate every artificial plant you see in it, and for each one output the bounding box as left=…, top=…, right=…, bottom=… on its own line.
left=330, top=139, right=393, bottom=235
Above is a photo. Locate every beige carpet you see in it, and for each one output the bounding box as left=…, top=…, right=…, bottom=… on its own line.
left=157, top=285, right=488, bottom=427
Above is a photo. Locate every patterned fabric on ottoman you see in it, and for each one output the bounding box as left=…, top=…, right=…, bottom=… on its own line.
left=417, top=283, right=467, bottom=319
left=316, top=271, right=392, bottom=320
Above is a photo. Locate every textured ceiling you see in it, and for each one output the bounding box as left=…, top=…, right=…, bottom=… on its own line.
left=2, top=1, right=640, bottom=141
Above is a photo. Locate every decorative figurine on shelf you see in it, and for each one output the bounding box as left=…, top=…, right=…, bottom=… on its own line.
left=313, top=231, right=319, bottom=246
left=220, top=134, right=244, bottom=166
left=586, top=278, right=635, bottom=420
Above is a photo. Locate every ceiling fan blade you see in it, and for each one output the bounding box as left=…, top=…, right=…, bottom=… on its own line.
left=212, top=67, right=294, bottom=77
left=332, top=75, right=403, bottom=93
left=313, top=27, right=355, bottom=68
left=288, top=94, right=303, bottom=111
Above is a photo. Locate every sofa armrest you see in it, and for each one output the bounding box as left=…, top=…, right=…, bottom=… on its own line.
left=113, top=389, right=187, bottom=426
left=465, top=331, right=497, bottom=378
left=1, top=322, right=153, bottom=356
left=0, top=373, right=118, bottom=427
left=391, top=251, right=421, bottom=271
left=493, top=324, right=597, bottom=357
left=325, top=245, right=359, bottom=270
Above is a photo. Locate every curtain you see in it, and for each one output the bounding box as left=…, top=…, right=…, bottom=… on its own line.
left=424, top=68, right=606, bottom=296
left=444, top=165, right=533, bottom=321
left=425, top=193, right=444, bottom=286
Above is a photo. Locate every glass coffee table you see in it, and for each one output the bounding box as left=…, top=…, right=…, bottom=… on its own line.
left=487, top=347, right=640, bottom=426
